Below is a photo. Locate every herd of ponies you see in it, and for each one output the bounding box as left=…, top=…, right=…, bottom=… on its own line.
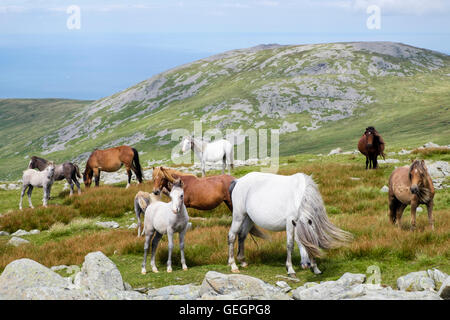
left=17, top=127, right=436, bottom=277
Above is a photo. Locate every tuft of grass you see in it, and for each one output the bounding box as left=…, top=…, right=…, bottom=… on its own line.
left=0, top=206, right=80, bottom=233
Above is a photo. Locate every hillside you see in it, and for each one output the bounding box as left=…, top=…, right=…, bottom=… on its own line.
left=1, top=41, right=450, bottom=179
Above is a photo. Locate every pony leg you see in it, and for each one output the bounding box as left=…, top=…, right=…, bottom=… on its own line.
left=396, top=204, right=407, bottom=229
left=19, top=185, right=27, bottom=210
left=43, top=185, right=49, bottom=207
left=410, top=200, right=418, bottom=231
left=179, top=228, right=188, bottom=271
left=126, top=168, right=132, bottom=189
left=73, top=177, right=81, bottom=195
left=373, top=157, right=378, bottom=169
left=93, top=168, right=100, bottom=187
left=27, top=185, right=34, bottom=209
left=298, top=245, right=321, bottom=274
left=286, top=219, right=296, bottom=277
left=150, top=232, right=162, bottom=273
left=427, top=200, right=434, bottom=231
left=201, top=160, right=206, bottom=177
left=134, top=202, right=142, bottom=237
left=365, top=157, right=369, bottom=170
left=141, top=231, right=153, bottom=274
left=67, top=178, right=74, bottom=196
left=228, top=214, right=245, bottom=273
left=237, top=216, right=254, bottom=268
left=167, top=229, right=174, bottom=273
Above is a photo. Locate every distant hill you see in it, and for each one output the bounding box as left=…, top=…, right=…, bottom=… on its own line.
left=1, top=41, right=449, bottom=180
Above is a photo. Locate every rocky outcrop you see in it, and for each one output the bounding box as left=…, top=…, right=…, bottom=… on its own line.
left=199, top=271, right=291, bottom=300
left=292, top=272, right=442, bottom=300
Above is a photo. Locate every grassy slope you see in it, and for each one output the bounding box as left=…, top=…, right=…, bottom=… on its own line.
left=0, top=153, right=448, bottom=291
left=0, top=99, right=92, bottom=180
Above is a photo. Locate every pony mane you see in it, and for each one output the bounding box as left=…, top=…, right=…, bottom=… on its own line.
left=153, top=166, right=195, bottom=179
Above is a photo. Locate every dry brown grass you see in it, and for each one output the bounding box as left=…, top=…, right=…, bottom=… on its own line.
left=411, top=147, right=450, bottom=157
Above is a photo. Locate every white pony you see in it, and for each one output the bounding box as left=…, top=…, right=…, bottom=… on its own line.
left=19, top=162, right=55, bottom=210
left=141, top=179, right=190, bottom=274
left=181, top=136, right=234, bottom=177
left=228, top=172, right=352, bottom=276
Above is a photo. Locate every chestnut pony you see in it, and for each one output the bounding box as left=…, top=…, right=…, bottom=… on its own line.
left=83, top=145, right=143, bottom=188
left=152, top=166, right=235, bottom=211
left=388, top=160, right=435, bottom=230
left=358, top=126, right=386, bottom=169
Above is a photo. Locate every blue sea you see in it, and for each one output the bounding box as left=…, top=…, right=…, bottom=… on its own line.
left=0, top=32, right=448, bottom=100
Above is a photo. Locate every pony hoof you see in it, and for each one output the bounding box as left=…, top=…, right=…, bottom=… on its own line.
left=288, top=273, right=297, bottom=278
left=167, top=268, right=172, bottom=273
left=141, top=268, right=147, bottom=275
left=182, top=266, right=188, bottom=271
left=231, top=269, right=240, bottom=273
left=241, top=262, right=248, bottom=268
left=152, top=268, right=159, bottom=273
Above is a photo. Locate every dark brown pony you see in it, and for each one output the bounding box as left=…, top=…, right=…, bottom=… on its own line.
left=357, top=126, right=386, bottom=169
left=388, top=160, right=435, bottom=230
left=83, top=145, right=143, bottom=188
left=152, top=167, right=235, bottom=211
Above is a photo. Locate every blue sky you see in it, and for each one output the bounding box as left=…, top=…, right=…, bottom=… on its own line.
left=0, top=0, right=449, bottom=99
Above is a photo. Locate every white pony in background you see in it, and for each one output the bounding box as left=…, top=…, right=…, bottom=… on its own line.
left=181, top=136, right=234, bottom=177
left=141, top=179, right=190, bottom=274
left=19, top=162, right=55, bottom=210
left=227, top=172, right=352, bottom=277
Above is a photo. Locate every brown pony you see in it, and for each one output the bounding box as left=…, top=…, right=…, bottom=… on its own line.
left=358, top=126, right=386, bottom=169
left=83, top=145, right=143, bottom=188
left=152, top=166, right=235, bottom=211
left=388, top=160, right=435, bottom=230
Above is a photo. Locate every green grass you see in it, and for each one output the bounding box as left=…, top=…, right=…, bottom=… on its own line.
left=0, top=155, right=448, bottom=290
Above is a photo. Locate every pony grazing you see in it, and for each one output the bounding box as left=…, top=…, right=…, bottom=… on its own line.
left=83, top=145, right=143, bottom=188
left=29, top=156, right=82, bottom=196
left=181, top=136, right=234, bottom=176
left=134, top=191, right=161, bottom=237
left=388, top=160, right=435, bottom=230
left=141, top=179, right=190, bottom=274
left=152, top=166, right=235, bottom=211
left=228, top=172, right=352, bottom=277
left=358, top=126, right=386, bottom=169
left=19, top=162, right=55, bottom=210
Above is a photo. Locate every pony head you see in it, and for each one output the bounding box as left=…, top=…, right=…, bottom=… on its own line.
left=364, top=126, right=377, bottom=148
left=409, top=159, right=427, bottom=195
left=83, top=167, right=93, bottom=188
left=180, top=136, right=192, bottom=153
left=45, top=161, right=55, bottom=178
left=169, top=179, right=184, bottom=214
left=152, top=167, right=169, bottom=195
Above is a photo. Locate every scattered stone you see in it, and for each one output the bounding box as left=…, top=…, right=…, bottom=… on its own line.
left=380, top=185, right=389, bottom=193
left=427, top=269, right=448, bottom=287
left=147, top=284, right=201, bottom=300
left=128, top=223, right=138, bottom=229
left=328, top=147, right=343, bottom=155
left=438, top=277, right=450, bottom=300
left=12, top=229, right=30, bottom=237
left=199, top=271, right=291, bottom=300
left=416, top=207, right=423, bottom=213
left=423, top=142, right=440, bottom=148
left=275, top=281, right=292, bottom=293
left=398, top=149, right=411, bottom=155
left=95, top=221, right=120, bottom=229
left=378, top=158, right=400, bottom=164
left=29, top=229, right=40, bottom=235
left=0, top=231, right=10, bottom=236
left=397, top=271, right=435, bottom=291
left=7, top=237, right=30, bottom=247
left=350, top=177, right=361, bottom=181
left=337, top=272, right=366, bottom=286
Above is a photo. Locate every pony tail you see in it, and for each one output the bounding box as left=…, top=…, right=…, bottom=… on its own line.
left=132, top=148, right=143, bottom=183
left=295, top=175, right=353, bottom=258
left=74, top=164, right=81, bottom=178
